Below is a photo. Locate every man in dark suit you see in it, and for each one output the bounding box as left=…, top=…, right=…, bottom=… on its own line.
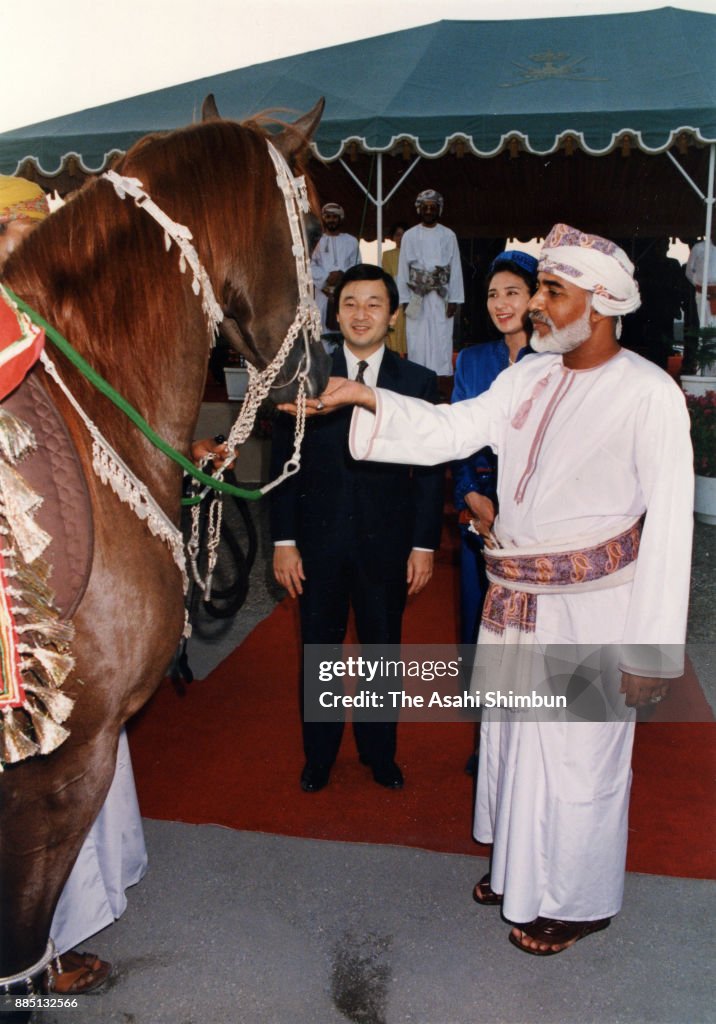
left=271, top=263, right=444, bottom=792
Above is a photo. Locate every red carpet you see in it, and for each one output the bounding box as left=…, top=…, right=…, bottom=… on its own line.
left=128, top=517, right=715, bottom=880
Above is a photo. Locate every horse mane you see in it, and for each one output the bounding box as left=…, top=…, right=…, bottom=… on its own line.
left=2, top=116, right=297, bottom=419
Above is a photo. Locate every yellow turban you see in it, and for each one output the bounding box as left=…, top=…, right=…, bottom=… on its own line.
left=0, top=175, right=49, bottom=224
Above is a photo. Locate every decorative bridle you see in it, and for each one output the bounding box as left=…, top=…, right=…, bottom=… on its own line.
left=103, top=138, right=322, bottom=491
left=19, top=137, right=322, bottom=594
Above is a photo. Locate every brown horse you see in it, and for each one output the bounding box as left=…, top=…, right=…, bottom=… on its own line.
left=0, top=98, right=329, bottom=991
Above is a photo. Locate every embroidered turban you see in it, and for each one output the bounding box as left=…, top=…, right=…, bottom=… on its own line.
left=415, top=189, right=444, bottom=214
left=0, top=176, right=49, bottom=224
left=321, top=203, right=344, bottom=220
left=538, top=224, right=641, bottom=317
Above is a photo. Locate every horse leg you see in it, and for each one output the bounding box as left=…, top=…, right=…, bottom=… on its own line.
left=0, top=724, right=119, bottom=981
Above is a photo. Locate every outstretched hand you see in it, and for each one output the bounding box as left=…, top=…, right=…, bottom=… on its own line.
left=277, top=376, right=377, bottom=418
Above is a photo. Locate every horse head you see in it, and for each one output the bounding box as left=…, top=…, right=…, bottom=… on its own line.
left=197, top=95, right=331, bottom=402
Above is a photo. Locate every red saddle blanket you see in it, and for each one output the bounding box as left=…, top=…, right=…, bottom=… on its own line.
left=0, top=289, right=45, bottom=401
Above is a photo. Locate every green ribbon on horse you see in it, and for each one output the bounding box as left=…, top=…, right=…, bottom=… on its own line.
left=3, top=286, right=264, bottom=505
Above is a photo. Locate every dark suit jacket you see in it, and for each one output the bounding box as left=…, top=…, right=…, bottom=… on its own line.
left=270, top=346, right=444, bottom=581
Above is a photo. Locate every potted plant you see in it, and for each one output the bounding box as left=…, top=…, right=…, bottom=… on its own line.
left=681, top=326, right=716, bottom=396
left=686, top=389, right=716, bottom=524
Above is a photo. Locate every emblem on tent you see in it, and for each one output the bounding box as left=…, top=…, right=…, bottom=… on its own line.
left=500, top=50, right=608, bottom=87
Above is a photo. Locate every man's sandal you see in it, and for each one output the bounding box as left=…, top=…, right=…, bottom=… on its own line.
left=49, top=950, right=111, bottom=993
left=472, top=873, right=503, bottom=906
left=509, top=916, right=611, bottom=956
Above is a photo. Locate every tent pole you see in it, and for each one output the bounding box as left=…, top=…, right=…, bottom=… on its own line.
left=666, top=142, right=715, bottom=325
left=376, top=154, right=383, bottom=263
left=666, top=149, right=708, bottom=201
left=340, top=152, right=422, bottom=262
left=699, top=142, right=715, bottom=326
left=384, top=156, right=421, bottom=203
left=339, top=158, right=378, bottom=203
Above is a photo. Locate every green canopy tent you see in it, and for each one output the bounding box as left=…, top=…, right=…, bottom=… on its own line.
left=1, top=7, right=715, bottom=310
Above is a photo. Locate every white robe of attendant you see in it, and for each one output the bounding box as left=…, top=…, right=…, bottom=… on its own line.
left=397, top=223, right=464, bottom=376
left=50, top=729, right=147, bottom=954
left=310, top=232, right=361, bottom=332
left=350, top=349, right=693, bottom=923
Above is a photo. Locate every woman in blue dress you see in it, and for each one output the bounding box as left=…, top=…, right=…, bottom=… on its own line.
left=452, top=250, right=538, bottom=646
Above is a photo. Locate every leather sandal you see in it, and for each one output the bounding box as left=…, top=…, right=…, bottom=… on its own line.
left=509, top=916, right=611, bottom=956
left=472, top=873, right=503, bottom=906
left=49, top=950, right=111, bottom=993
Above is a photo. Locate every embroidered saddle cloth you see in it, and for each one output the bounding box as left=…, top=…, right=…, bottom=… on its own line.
left=3, top=369, right=93, bottom=619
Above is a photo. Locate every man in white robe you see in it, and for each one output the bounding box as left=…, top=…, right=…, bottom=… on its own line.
left=397, top=189, right=464, bottom=376
left=49, top=730, right=147, bottom=988
left=304, top=224, right=694, bottom=956
left=310, top=203, right=361, bottom=348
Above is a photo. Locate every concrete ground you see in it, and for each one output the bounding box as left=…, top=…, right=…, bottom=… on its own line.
left=34, top=823, right=715, bottom=1024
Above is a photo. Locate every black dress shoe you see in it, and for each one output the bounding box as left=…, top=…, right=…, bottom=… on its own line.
left=369, top=760, right=404, bottom=789
left=300, top=763, right=331, bottom=792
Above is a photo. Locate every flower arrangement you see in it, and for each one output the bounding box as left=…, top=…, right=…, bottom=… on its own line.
left=686, top=390, right=716, bottom=478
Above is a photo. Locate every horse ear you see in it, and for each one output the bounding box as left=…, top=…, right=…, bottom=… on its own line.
left=274, top=98, right=325, bottom=162
left=202, top=94, right=221, bottom=121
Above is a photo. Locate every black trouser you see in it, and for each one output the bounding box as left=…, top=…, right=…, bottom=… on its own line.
left=299, top=551, right=407, bottom=767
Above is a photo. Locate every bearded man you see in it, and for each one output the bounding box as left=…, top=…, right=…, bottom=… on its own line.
left=397, top=189, right=464, bottom=376
left=301, top=224, right=694, bottom=955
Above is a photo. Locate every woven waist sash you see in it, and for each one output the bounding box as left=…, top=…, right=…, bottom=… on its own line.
left=481, top=518, right=643, bottom=636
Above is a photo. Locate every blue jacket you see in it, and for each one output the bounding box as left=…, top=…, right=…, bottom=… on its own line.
left=451, top=340, right=528, bottom=643
left=451, top=340, right=522, bottom=510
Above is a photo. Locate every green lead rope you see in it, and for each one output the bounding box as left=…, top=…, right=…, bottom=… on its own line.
left=3, top=287, right=264, bottom=504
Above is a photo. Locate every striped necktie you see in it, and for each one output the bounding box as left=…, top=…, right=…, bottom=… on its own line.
left=355, top=360, right=369, bottom=384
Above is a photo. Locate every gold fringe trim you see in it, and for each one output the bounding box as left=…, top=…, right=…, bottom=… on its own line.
left=0, top=408, right=37, bottom=463
left=2, top=707, right=40, bottom=763
left=23, top=681, right=75, bottom=723
left=0, top=460, right=51, bottom=564
left=26, top=701, right=71, bottom=755
left=0, top=408, right=78, bottom=769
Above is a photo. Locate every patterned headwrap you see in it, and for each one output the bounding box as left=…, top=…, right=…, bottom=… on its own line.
left=321, top=203, right=344, bottom=220
left=538, top=224, right=640, bottom=316
left=489, top=249, right=538, bottom=279
left=415, top=189, right=444, bottom=215
left=0, top=176, right=49, bottom=224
